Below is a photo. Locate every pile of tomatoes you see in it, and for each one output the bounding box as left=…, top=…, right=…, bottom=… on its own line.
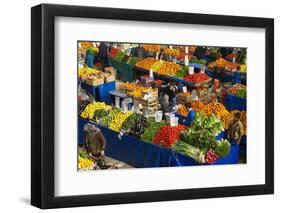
left=153, top=125, right=187, bottom=148
left=183, top=73, right=210, bottom=84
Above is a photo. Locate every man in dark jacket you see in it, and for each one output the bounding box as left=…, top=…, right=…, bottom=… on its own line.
left=98, top=42, right=109, bottom=69
left=164, top=82, right=178, bottom=109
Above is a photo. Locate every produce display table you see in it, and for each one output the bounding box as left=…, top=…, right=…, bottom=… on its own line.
left=206, top=69, right=246, bottom=84
left=78, top=118, right=239, bottom=167
left=224, top=93, right=246, bottom=111
left=108, top=57, right=136, bottom=82
left=80, top=81, right=116, bottom=104
left=135, top=66, right=205, bottom=87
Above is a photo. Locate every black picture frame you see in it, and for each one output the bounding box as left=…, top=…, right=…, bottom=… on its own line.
left=31, top=3, right=274, bottom=209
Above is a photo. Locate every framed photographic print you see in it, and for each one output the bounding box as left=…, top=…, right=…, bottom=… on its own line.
left=31, top=3, right=274, bottom=209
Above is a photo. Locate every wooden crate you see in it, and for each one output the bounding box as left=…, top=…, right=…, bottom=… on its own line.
left=86, top=76, right=104, bottom=86
left=140, top=98, right=158, bottom=107
left=105, top=73, right=116, bottom=83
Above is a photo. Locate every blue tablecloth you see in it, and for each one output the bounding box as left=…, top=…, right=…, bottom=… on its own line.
left=206, top=70, right=246, bottom=84
left=78, top=118, right=239, bottom=167
left=80, top=81, right=116, bottom=104
left=225, top=94, right=246, bottom=111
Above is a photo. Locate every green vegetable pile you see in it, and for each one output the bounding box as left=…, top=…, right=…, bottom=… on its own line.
left=179, top=112, right=224, bottom=151
left=127, top=57, right=141, bottom=65
left=115, top=51, right=126, bottom=61
left=174, top=113, right=231, bottom=163
left=141, top=118, right=165, bottom=142
left=100, top=108, right=121, bottom=127
left=93, top=109, right=108, bottom=122
left=172, top=141, right=205, bottom=164
left=175, top=66, right=189, bottom=79
left=236, top=88, right=246, bottom=98
left=190, top=58, right=207, bottom=65
left=214, top=139, right=231, bottom=157
left=121, top=113, right=143, bottom=132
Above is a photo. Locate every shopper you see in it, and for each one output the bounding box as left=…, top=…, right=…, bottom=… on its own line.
left=227, top=112, right=244, bottom=145
left=98, top=42, right=109, bottom=69
left=83, top=123, right=106, bottom=159
left=85, top=48, right=95, bottom=68
left=185, top=102, right=196, bottom=125
left=164, top=82, right=178, bottom=109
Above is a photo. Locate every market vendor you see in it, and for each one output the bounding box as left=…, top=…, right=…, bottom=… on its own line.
left=164, top=82, right=178, bottom=109
left=83, top=123, right=107, bottom=159
left=185, top=102, right=196, bottom=125
left=159, top=94, right=170, bottom=115
left=227, top=111, right=244, bottom=145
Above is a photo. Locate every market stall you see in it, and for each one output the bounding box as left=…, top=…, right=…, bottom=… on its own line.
left=77, top=41, right=247, bottom=170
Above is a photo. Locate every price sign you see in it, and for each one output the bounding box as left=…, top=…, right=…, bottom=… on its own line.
left=118, top=131, right=124, bottom=140
left=182, top=86, right=187, bottom=93
left=185, top=46, right=189, bottom=53
left=189, top=66, right=194, bottom=75
left=169, top=45, right=173, bottom=49
left=126, top=49, right=131, bottom=56
left=115, top=97, right=120, bottom=108
left=184, top=55, right=189, bottom=66
left=156, top=52, right=159, bottom=60
left=149, top=69, right=154, bottom=78
left=201, top=66, right=206, bottom=73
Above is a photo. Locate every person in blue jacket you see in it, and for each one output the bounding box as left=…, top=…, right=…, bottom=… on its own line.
left=185, top=102, right=196, bottom=125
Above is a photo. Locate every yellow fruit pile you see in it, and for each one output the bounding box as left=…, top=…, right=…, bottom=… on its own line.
left=191, top=100, right=205, bottom=112
left=163, top=48, right=180, bottom=55
left=151, top=60, right=165, bottom=71
left=143, top=44, right=161, bottom=53
left=202, top=102, right=233, bottom=129
left=119, top=83, right=156, bottom=99
left=177, top=105, right=188, bottom=116
left=109, top=111, right=133, bottom=132
left=79, top=41, right=93, bottom=50
left=153, top=61, right=182, bottom=76
left=78, top=67, right=100, bottom=78
left=240, top=64, right=247, bottom=72
left=80, top=102, right=111, bottom=119
left=136, top=58, right=158, bottom=70
left=128, top=90, right=143, bottom=99
left=208, top=58, right=239, bottom=71
left=78, top=157, right=94, bottom=169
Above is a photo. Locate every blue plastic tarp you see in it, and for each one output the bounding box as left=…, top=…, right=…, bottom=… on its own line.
left=80, top=81, right=116, bottom=104
left=78, top=118, right=239, bottom=167
left=225, top=94, right=246, bottom=111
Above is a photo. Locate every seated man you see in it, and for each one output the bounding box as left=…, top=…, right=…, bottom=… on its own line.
left=83, top=123, right=106, bottom=159
left=227, top=111, right=244, bottom=145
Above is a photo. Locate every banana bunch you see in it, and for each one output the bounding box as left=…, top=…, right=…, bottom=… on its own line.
left=109, top=111, right=133, bottom=132
left=163, top=48, right=180, bottom=55
left=80, top=102, right=111, bottom=119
